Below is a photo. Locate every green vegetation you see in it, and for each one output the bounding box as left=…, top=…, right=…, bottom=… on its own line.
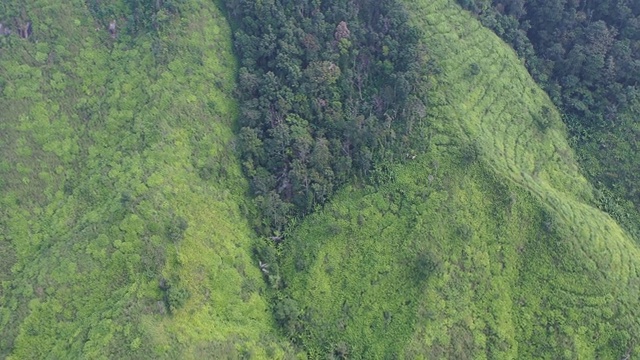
left=0, top=1, right=293, bottom=358
left=276, top=0, right=640, bottom=357
left=2, top=0, right=640, bottom=358
left=456, top=0, right=640, bottom=239
left=226, top=0, right=429, bottom=234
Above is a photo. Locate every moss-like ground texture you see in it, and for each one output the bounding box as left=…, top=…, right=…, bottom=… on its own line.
left=0, top=1, right=293, bottom=358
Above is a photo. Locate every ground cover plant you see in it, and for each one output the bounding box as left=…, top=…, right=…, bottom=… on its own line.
left=0, top=0, right=293, bottom=358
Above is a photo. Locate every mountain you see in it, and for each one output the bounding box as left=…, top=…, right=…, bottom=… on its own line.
left=1, top=0, right=639, bottom=359
left=276, top=0, right=640, bottom=358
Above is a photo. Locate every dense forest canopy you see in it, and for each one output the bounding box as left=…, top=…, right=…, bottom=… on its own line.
left=226, top=0, right=431, bottom=234
left=459, top=0, right=640, bottom=126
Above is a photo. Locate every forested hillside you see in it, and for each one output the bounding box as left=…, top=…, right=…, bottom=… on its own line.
left=226, top=0, right=429, bottom=235
left=274, top=0, right=640, bottom=358
left=456, top=0, right=640, bottom=238
left=0, top=1, right=294, bottom=358
left=2, top=0, right=640, bottom=359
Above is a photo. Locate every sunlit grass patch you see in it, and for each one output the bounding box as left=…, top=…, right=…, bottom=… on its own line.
left=0, top=1, right=293, bottom=358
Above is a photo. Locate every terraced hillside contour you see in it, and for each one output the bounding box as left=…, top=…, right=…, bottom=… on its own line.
left=417, top=0, right=639, bottom=277
left=0, top=1, right=293, bottom=358
left=278, top=0, right=640, bottom=358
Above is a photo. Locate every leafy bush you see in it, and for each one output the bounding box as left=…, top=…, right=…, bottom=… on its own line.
left=166, top=285, right=190, bottom=314
left=273, top=298, right=301, bottom=337
left=166, top=214, right=188, bottom=242
left=159, top=278, right=190, bottom=314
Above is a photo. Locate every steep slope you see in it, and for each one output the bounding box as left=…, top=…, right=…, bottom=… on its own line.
left=453, top=0, right=640, bottom=240
left=278, top=0, right=640, bottom=358
left=0, top=1, right=292, bottom=358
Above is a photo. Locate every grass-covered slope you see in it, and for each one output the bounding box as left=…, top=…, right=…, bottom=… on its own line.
left=278, top=0, right=640, bottom=358
left=0, top=1, right=292, bottom=358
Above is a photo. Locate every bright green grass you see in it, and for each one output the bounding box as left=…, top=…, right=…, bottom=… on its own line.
left=279, top=0, right=640, bottom=358
left=0, top=1, right=293, bottom=358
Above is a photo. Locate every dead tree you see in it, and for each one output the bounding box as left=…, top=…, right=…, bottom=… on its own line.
left=18, top=21, right=31, bottom=39
left=108, top=20, right=116, bottom=39
left=259, top=261, right=269, bottom=275
left=334, top=21, right=350, bottom=41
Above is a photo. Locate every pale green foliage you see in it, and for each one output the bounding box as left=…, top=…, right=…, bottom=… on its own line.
left=0, top=0, right=293, bottom=358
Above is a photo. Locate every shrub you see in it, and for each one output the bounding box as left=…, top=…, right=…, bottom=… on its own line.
left=274, top=298, right=301, bottom=336
left=159, top=278, right=190, bottom=314
left=166, top=215, right=188, bottom=242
